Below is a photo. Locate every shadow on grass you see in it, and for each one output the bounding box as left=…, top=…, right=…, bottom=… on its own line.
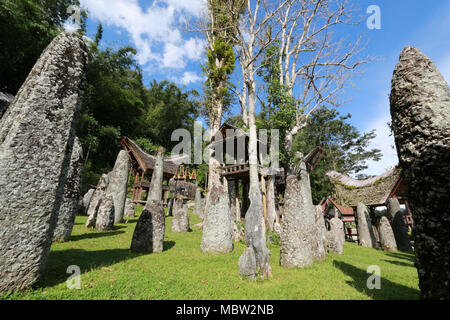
left=69, top=230, right=125, bottom=241
left=34, top=248, right=143, bottom=289
left=333, top=261, right=420, bottom=300
left=163, top=241, right=176, bottom=251
left=381, top=259, right=414, bottom=268
left=385, top=251, right=415, bottom=263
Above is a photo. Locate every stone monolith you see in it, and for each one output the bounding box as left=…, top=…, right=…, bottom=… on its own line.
left=356, top=203, right=376, bottom=248
left=0, top=31, right=87, bottom=294
left=171, top=199, right=190, bottom=233
left=95, top=195, right=115, bottom=231
left=53, top=138, right=84, bottom=242
left=124, top=198, right=135, bottom=218
left=387, top=198, right=412, bottom=252
left=86, top=174, right=109, bottom=228
left=390, top=46, right=450, bottom=299
left=81, top=188, right=95, bottom=215
left=106, top=150, right=130, bottom=224
left=378, top=216, right=397, bottom=252
left=201, top=185, right=233, bottom=253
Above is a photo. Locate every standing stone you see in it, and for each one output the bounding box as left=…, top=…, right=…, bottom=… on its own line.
left=327, top=212, right=345, bottom=254
left=0, top=31, right=87, bottom=294
left=201, top=185, right=233, bottom=253
left=378, top=216, right=397, bottom=252
left=266, top=176, right=277, bottom=232
left=81, top=188, right=95, bottom=215
left=53, top=138, right=84, bottom=242
left=106, top=150, right=130, bottom=224
left=390, top=46, right=450, bottom=299
left=238, top=247, right=257, bottom=280
left=95, top=195, right=115, bottom=231
left=131, top=149, right=165, bottom=253
left=228, top=180, right=237, bottom=221
left=124, top=198, right=135, bottom=218
left=85, top=174, right=109, bottom=228
left=280, top=155, right=317, bottom=268
left=313, top=206, right=328, bottom=262
left=0, top=92, right=14, bottom=120
left=387, top=198, right=413, bottom=252
left=356, top=203, right=376, bottom=248
left=194, top=187, right=204, bottom=218
left=171, top=199, right=190, bottom=233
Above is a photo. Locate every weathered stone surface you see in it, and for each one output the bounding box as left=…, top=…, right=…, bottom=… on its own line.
left=390, top=46, right=450, bottom=299
left=131, top=150, right=165, bottom=252
left=131, top=201, right=165, bottom=253
left=194, top=187, right=204, bottom=218
left=378, top=216, right=397, bottom=252
left=124, top=198, right=135, bottom=218
left=171, top=199, right=190, bottom=233
left=280, top=156, right=317, bottom=268
left=85, top=174, right=109, bottom=228
left=53, top=138, right=84, bottom=242
left=0, top=92, right=14, bottom=120
left=106, top=150, right=130, bottom=224
left=327, top=215, right=345, bottom=254
left=265, top=176, right=277, bottom=232
left=95, top=195, right=115, bottom=231
left=312, top=206, right=328, bottom=262
left=201, top=185, right=233, bottom=253
left=387, top=198, right=413, bottom=252
left=0, top=31, right=87, bottom=294
left=356, top=203, right=376, bottom=248
left=228, top=180, right=238, bottom=221
left=238, top=247, right=257, bottom=280
left=81, top=188, right=95, bottom=215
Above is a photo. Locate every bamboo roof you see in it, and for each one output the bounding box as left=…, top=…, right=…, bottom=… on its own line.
left=121, top=137, right=189, bottom=178
left=326, top=166, right=402, bottom=207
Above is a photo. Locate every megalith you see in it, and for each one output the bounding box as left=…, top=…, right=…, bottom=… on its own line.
left=124, top=198, right=135, bottom=218
left=312, top=205, right=328, bottom=262
left=280, top=155, right=316, bottom=268
left=95, top=195, right=115, bottom=231
left=0, top=31, right=87, bottom=294
left=387, top=198, right=413, bottom=252
left=238, top=247, right=257, bottom=280
left=201, top=185, right=233, bottom=254
left=327, top=212, right=345, bottom=255
left=0, top=92, right=14, bottom=120
left=390, top=46, right=450, bottom=299
left=53, top=138, right=84, bottom=242
left=356, top=203, right=376, bottom=248
left=106, top=150, right=130, bottom=224
left=81, top=188, right=95, bottom=216
left=171, top=199, right=190, bottom=233
left=85, top=174, right=109, bottom=228
left=131, top=149, right=166, bottom=253
left=194, top=187, right=204, bottom=218
left=378, top=216, right=397, bottom=252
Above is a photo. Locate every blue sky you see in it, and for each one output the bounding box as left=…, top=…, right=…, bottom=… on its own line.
left=73, top=0, right=450, bottom=176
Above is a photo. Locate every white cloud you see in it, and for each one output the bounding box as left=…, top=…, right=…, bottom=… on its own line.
left=176, top=71, right=203, bottom=85
left=79, top=0, right=206, bottom=68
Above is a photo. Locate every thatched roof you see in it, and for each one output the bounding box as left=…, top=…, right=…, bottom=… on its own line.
left=121, top=137, right=189, bottom=178
left=326, top=167, right=402, bottom=207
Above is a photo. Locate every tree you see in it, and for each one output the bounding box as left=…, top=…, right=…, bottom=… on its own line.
left=0, top=0, right=85, bottom=93
left=292, top=107, right=382, bottom=203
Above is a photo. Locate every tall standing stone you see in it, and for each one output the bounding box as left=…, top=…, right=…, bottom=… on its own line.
left=95, top=195, right=115, bottom=231
left=387, top=198, right=413, bottom=252
left=201, top=185, right=233, bottom=253
left=356, top=203, right=376, bottom=248
left=327, top=212, right=345, bottom=254
left=124, top=198, right=135, bottom=218
left=390, top=46, right=450, bottom=299
left=194, top=187, right=204, bottom=218
left=53, top=138, right=84, bottom=242
left=106, top=150, right=130, bottom=224
left=131, top=149, right=165, bottom=253
left=378, top=216, right=397, bottom=252
left=0, top=31, right=87, bottom=294
left=280, top=155, right=317, bottom=268
left=171, top=199, right=190, bottom=233
left=85, top=174, right=109, bottom=228
left=81, top=188, right=95, bottom=216
left=313, top=206, right=328, bottom=262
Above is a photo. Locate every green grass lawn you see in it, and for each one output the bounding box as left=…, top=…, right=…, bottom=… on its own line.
left=1, top=206, right=420, bottom=300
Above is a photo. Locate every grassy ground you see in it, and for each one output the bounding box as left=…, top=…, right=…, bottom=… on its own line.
left=1, top=206, right=420, bottom=300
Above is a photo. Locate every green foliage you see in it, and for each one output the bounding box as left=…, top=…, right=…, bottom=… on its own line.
left=292, top=107, right=382, bottom=203
left=2, top=211, right=419, bottom=300
left=0, top=0, right=85, bottom=93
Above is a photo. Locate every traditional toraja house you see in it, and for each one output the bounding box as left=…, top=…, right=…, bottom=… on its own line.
left=324, top=166, right=413, bottom=242
left=208, top=123, right=324, bottom=221
left=121, top=137, right=195, bottom=205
